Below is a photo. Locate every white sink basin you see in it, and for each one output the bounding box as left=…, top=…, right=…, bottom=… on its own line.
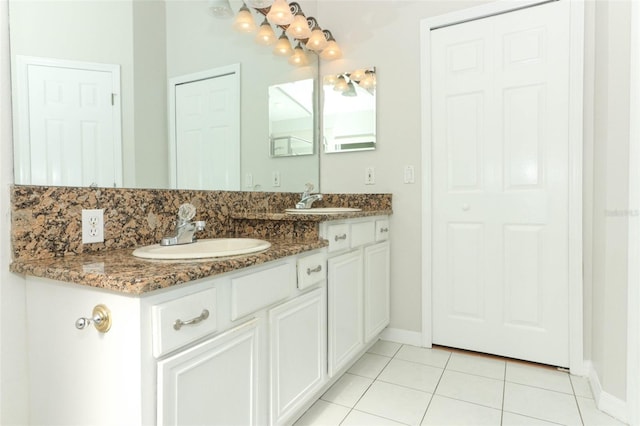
left=285, top=207, right=362, bottom=215
left=132, top=238, right=271, bottom=260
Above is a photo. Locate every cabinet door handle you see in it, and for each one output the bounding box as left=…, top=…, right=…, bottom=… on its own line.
left=379, top=227, right=389, bottom=233
left=307, top=265, right=322, bottom=275
left=334, top=233, right=347, bottom=241
left=174, top=309, right=210, bottom=331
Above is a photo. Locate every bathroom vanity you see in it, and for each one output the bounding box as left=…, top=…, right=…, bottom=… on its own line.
left=16, top=213, right=390, bottom=426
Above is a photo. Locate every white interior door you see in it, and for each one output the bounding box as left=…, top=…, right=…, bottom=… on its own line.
left=431, top=1, right=571, bottom=367
left=15, top=57, right=122, bottom=187
left=172, top=69, right=240, bottom=190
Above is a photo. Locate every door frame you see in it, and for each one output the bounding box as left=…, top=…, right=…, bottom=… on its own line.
left=13, top=56, right=123, bottom=186
left=627, top=1, right=640, bottom=423
left=420, top=0, right=585, bottom=374
left=167, top=64, right=240, bottom=189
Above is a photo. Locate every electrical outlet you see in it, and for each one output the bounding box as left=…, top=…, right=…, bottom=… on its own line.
left=365, top=167, right=375, bottom=185
left=272, top=171, right=281, bottom=187
left=82, top=209, right=104, bottom=244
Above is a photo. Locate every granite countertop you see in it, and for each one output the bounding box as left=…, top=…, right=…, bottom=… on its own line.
left=10, top=239, right=328, bottom=295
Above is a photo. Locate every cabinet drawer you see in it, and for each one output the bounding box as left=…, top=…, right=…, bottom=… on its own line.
left=351, top=221, right=375, bottom=247
left=327, top=223, right=350, bottom=252
left=152, top=287, right=217, bottom=358
left=297, top=252, right=327, bottom=289
left=231, top=263, right=292, bottom=320
left=376, top=219, right=390, bottom=241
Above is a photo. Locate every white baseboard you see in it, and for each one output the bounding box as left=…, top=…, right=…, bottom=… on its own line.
left=379, top=327, right=423, bottom=347
left=586, top=361, right=629, bottom=424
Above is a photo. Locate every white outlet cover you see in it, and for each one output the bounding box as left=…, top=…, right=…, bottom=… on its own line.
left=82, top=209, right=104, bottom=244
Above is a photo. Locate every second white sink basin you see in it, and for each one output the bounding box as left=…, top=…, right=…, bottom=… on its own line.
left=285, top=207, right=362, bottom=215
left=132, top=238, right=271, bottom=260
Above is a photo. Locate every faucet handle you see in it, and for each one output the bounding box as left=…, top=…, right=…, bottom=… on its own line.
left=178, top=203, right=197, bottom=221
left=304, top=183, right=314, bottom=193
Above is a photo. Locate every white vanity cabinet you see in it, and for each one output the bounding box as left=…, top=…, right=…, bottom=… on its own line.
left=322, top=216, right=391, bottom=377
left=24, top=249, right=328, bottom=426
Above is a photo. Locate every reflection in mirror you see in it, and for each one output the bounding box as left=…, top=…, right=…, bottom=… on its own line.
left=7, top=0, right=320, bottom=192
left=323, top=67, right=376, bottom=153
left=269, top=79, right=314, bottom=157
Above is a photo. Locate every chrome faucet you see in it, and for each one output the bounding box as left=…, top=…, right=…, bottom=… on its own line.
left=161, top=203, right=206, bottom=246
left=296, top=183, right=323, bottom=209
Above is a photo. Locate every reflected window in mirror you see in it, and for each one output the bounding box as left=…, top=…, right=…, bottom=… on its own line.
left=269, top=79, right=314, bottom=157
left=323, top=67, right=376, bottom=153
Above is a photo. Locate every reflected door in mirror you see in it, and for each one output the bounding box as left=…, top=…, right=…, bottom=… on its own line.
left=171, top=68, right=240, bottom=190
left=14, top=56, right=123, bottom=187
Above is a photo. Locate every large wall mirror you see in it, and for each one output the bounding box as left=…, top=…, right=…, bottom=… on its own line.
left=7, top=0, right=319, bottom=193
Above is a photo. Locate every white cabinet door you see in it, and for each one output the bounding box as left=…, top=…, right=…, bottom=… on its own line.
left=364, top=241, right=390, bottom=342
left=157, top=319, right=259, bottom=426
left=269, top=288, right=326, bottom=425
left=327, top=250, right=364, bottom=377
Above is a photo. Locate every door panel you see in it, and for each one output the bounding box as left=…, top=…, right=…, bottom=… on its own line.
left=431, top=1, right=570, bottom=367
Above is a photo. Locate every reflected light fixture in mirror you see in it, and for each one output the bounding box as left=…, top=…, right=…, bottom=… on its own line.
left=209, top=0, right=234, bottom=18
left=256, top=18, right=277, bottom=45
left=233, top=3, right=257, bottom=32
left=246, top=0, right=274, bottom=7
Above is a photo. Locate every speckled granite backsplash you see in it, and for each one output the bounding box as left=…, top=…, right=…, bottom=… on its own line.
left=11, top=185, right=392, bottom=262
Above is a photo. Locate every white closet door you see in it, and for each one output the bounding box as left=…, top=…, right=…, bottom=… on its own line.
left=431, top=1, right=571, bottom=367
left=174, top=73, right=240, bottom=190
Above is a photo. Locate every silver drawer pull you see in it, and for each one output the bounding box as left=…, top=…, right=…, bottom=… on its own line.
left=307, top=265, right=322, bottom=275
left=174, top=309, right=210, bottom=331
left=334, top=234, right=347, bottom=241
left=379, top=227, right=389, bottom=233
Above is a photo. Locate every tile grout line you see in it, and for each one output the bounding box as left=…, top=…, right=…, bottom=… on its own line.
left=418, top=349, right=453, bottom=425
left=337, top=345, right=396, bottom=425
left=569, top=374, right=586, bottom=426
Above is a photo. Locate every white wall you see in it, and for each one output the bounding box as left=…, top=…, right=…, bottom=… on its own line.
left=588, top=0, right=631, bottom=404
left=0, top=0, right=28, bottom=424
left=318, top=0, right=490, bottom=334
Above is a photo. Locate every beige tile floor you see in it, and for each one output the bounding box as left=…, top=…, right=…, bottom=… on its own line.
left=294, top=341, right=626, bottom=426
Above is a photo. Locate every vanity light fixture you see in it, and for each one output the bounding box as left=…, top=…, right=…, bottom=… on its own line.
left=208, top=0, right=234, bottom=18
left=288, top=42, right=309, bottom=66
left=233, top=3, right=257, bottom=33
left=227, top=1, right=343, bottom=66
left=273, top=31, right=293, bottom=56
left=286, top=10, right=312, bottom=39
left=267, top=0, right=294, bottom=26
left=319, top=30, right=342, bottom=60
left=305, top=18, right=328, bottom=51
left=256, top=18, right=276, bottom=45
